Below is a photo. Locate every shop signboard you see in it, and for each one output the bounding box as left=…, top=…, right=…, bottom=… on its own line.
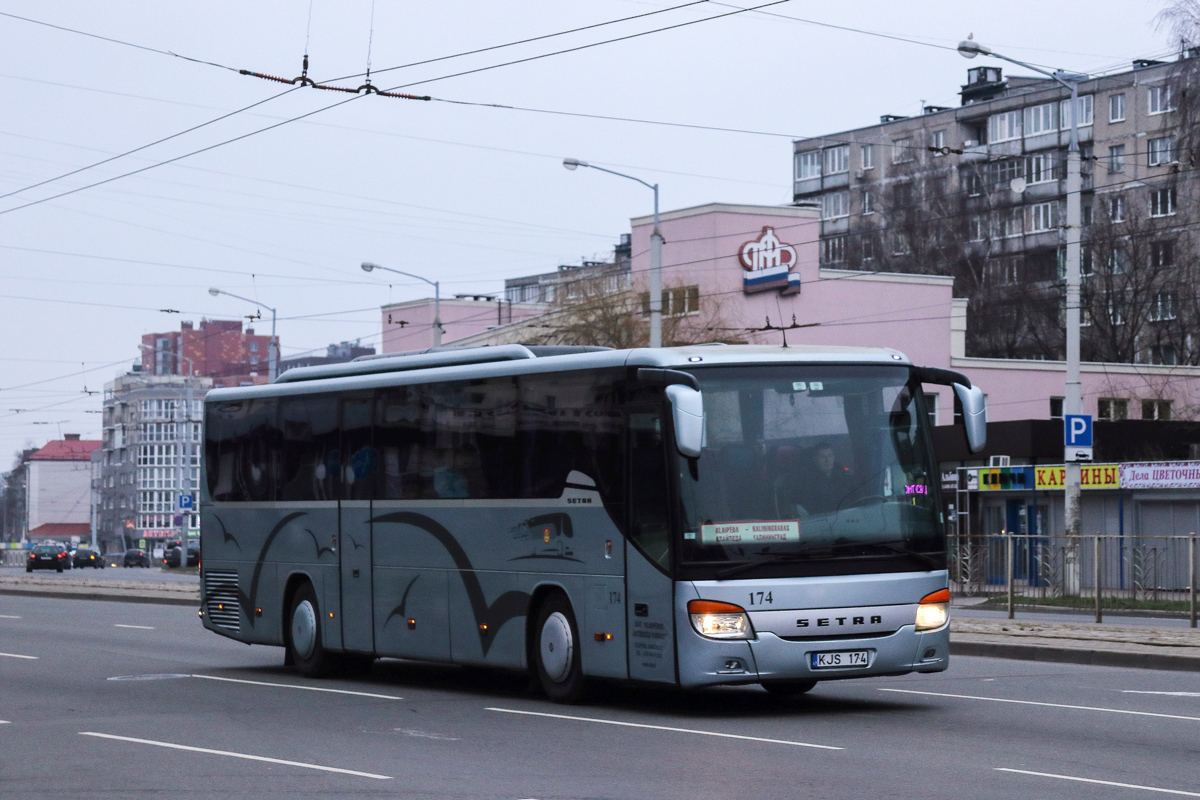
left=1035, top=464, right=1119, bottom=490
left=1119, top=462, right=1200, bottom=490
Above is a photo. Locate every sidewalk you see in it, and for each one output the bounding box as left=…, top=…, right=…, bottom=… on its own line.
left=949, top=614, right=1200, bottom=672
left=0, top=573, right=199, bottom=606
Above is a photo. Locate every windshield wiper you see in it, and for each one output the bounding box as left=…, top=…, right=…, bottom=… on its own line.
left=834, top=538, right=943, bottom=569
left=714, top=551, right=825, bottom=580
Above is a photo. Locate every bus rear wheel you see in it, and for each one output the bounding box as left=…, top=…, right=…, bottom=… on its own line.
left=534, top=593, right=587, bottom=704
left=287, top=582, right=335, bottom=678
left=761, top=679, right=817, bottom=697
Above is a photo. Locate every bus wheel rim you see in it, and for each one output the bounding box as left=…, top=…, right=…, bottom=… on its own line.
left=540, top=611, right=573, bottom=683
left=292, top=600, right=317, bottom=660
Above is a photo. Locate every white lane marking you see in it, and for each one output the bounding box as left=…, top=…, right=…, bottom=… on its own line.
left=1124, top=691, right=1200, bottom=697
left=394, top=728, right=461, bottom=741
left=879, top=688, right=1200, bottom=722
left=487, top=707, right=842, bottom=750
left=0, top=614, right=21, bottom=619
left=997, top=767, right=1200, bottom=797
left=78, top=732, right=391, bottom=780
left=0, top=652, right=37, bottom=660
left=191, top=674, right=401, bottom=700
left=114, top=624, right=155, bottom=630
left=0, top=720, right=10, bottom=724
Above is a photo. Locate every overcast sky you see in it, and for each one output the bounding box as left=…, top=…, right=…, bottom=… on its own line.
left=0, top=0, right=1172, bottom=462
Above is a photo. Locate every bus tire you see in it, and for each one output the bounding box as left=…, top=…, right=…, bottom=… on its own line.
left=761, top=679, right=817, bottom=697
left=534, top=592, right=587, bottom=704
left=287, top=582, right=334, bottom=678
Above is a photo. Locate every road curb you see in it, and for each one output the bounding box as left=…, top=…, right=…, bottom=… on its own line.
left=0, top=587, right=197, bottom=607
left=951, top=639, right=1200, bottom=673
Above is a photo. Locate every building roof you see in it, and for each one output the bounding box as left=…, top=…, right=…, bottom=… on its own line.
left=28, top=522, right=92, bottom=540
left=29, top=438, right=101, bottom=461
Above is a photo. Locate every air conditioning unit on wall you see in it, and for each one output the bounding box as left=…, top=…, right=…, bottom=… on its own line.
left=988, top=455, right=1011, bottom=467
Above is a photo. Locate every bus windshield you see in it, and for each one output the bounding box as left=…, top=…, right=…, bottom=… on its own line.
left=676, top=364, right=943, bottom=574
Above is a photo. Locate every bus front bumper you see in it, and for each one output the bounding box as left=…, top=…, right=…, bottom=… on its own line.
left=677, top=624, right=949, bottom=688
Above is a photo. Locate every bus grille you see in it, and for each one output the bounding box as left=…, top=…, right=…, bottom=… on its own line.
left=204, top=570, right=241, bottom=632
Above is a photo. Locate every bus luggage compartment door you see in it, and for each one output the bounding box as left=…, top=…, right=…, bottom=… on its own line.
left=339, top=501, right=374, bottom=653
left=626, top=542, right=676, bottom=684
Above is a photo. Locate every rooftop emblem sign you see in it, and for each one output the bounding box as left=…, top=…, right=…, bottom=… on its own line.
left=739, top=226, right=800, bottom=295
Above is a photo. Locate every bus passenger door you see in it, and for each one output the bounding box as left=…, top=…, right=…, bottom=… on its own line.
left=625, top=410, right=677, bottom=684
left=339, top=501, right=374, bottom=653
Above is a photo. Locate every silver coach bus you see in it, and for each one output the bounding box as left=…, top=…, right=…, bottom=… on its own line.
left=199, top=344, right=986, bottom=701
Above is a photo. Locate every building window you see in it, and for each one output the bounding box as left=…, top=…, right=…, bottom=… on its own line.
left=1026, top=152, right=1057, bottom=184
left=969, top=215, right=986, bottom=242
left=1049, top=397, right=1064, bottom=419
left=1149, top=292, right=1176, bottom=321
left=892, top=231, right=911, bottom=255
left=892, top=182, right=913, bottom=208
left=1108, top=144, right=1125, bottom=173
left=1150, top=240, right=1175, bottom=268
left=1148, top=137, right=1176, bottom=166
left=1149, top=85, right=1174, bottom=115
left=1028, top=201, right=1058, bottom=232
left=986, top=258, right=1019, bottom=285
left=1059, top=94, right=1094, bottom=127
left=925, top=392, right=939, bottom=426
left=821, top=191, right=849, bottom=219
left=862, top=234, right=876, bottom=262
left=1143, top=398, right=1172, bottom=418
left=862, top=190, right=874, bottom=215
left=994, top=207, right=1023, bottom=239
left=821, top=236, right=846, bottom=265
left=250, top=355, right=258, bottom=365
left=1097, top=398, right=1129, bottom=421
left=861, top=144, right=874, bottom=170
left=1109, top=93, right=1126, bottom=122
left=1108, top=297, right=1127, bottom=326
left=988, top=110, right=1022, bottom=143
left=250, top=342, right=258, bottom=352
left=823, top=145, right=849, bottom=175
left=963, top=171, right=983, bottom=196
left=640, top=285, right=700, bottom=317
left=931, top=129, right=947, bottom=155
left=1110, top=247, right=1130, bottom=274
left=1150, top=187, right=1176, bottom=217
left=1110, top=195, right=1126, bottom=222
left=892, top=137, right=914, bottom=163
left=1024, top=102, right=1058, bottom=136
left=796, top=151, right=821, bottom=180
left=990, top=158, right=1024, bottom=186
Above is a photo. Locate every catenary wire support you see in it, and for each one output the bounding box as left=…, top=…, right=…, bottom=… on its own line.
left=238, top=69, right=429, bottom=99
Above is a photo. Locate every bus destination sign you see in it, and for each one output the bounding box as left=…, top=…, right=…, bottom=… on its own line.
left=699, top=520, right=800, bottom=545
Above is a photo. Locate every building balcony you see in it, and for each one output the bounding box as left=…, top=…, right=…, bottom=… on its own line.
left=960, top=144, right=988, bottom=163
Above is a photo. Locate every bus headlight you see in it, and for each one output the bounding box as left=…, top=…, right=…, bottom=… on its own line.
left=915, top=588, right=950, bottom=631
left=688, top=599, right=754, bottom=640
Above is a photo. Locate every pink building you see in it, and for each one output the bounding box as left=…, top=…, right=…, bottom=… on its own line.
left=379, top=297, right=546, bottom=353
left=450, top=202, right=1200, bottom=426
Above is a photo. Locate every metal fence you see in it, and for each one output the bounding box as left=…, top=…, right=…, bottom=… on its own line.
left=950, top=533, right=1199, bottom=625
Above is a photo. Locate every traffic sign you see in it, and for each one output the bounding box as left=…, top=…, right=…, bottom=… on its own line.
left=178, top=494, right=194, bottom=510
left=1064, top=414, right=1093, bottom=447
left=1064, top=414, right=1093, bottom=462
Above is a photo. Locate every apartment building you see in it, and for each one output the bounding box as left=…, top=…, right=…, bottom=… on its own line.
left=792, top=56, right=1197, bottom=383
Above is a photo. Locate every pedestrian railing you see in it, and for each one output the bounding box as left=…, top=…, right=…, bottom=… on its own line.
left=950, top=532, right=1199, bottom=626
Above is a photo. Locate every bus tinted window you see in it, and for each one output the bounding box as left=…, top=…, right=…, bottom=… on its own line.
left=279, top=395, right=340, bottom=501
left=342, top=393, right=378, bottom=500
left=205, top=398, right=279, bottom=502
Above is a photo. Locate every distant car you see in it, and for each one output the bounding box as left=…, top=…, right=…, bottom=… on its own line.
left=163, top=541, right=199, bottom=568
left=123, top=548, right=151, bottom=568
left=73, top=547, right=106, bottom=569
left=27, top=543, right=71, bottom=572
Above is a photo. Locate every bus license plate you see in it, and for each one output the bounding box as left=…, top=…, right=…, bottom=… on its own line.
left=812, top=650, right=869, bottom=669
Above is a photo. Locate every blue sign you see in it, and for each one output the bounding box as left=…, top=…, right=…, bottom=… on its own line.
left=178, top=494, right=194, bottom=510
left=1064, top=414, right=1093, bottom=448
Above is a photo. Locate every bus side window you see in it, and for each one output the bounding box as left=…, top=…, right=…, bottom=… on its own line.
left=377, top=387, right=423, bottom=500
left=278, top=395, right=340, bottom=501
left=341, top=393, right=377, bottom=500
left=628, top=411, right=670, bottom=570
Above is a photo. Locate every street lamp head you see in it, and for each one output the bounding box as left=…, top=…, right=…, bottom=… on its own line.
left=562, top=158, right=587, bottom=171
left=957, top=34, right=991, bottom=59
left=208, top=287, right=221, bottom=296
left=361, top=262, right=378, bottom=273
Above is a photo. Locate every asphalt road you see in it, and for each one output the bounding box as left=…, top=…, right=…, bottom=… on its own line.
left=3, top=595, right=1199, bottom=799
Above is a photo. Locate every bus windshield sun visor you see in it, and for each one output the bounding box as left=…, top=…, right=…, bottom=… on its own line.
left=636, top=368, right=700, bottom=391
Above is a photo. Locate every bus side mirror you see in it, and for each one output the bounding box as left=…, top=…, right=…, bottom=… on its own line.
left=665, top=384, right=705, bottom=459
left=953, top=383, right=987, bottom=453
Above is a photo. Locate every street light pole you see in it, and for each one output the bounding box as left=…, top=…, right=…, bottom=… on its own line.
left=563, top=158, right=663, bottom=348
left=361, top=263, right=442, bottom=347
left=207, top=288, right=278, bottom=381
left=959, top=36, right=1087, bottom=539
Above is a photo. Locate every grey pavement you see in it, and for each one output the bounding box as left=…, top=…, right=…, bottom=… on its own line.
left=3, top=594, right=1200, bottom=799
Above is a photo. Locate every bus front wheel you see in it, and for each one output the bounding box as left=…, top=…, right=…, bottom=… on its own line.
left=287, top=582, right=334, bottom=678
left=534, top=593, right=587, bottom=703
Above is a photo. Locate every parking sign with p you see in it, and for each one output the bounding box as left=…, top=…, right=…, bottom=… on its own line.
left=1064, top=414, right=1093, bottom=462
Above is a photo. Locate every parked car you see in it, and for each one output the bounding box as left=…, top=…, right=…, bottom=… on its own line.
left=163, top=541, right=199, bottom=568
left=73, top=547, right=106, bottom=569
left=122, top=548, right=151, bottom=568
left=27, top=543, right=70, bottom=572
